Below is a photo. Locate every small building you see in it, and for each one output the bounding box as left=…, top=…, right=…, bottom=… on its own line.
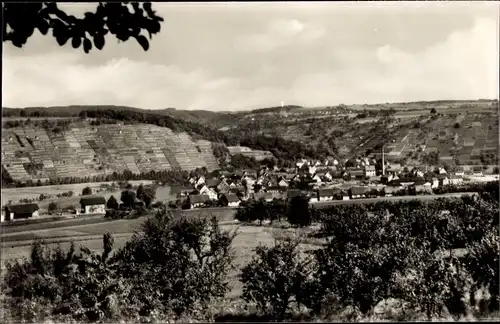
left=449, top=176, right=464, bottom=185
left=253, top=192, right=273, bottom=202
left=206, top=178, right=222, bottom=189
left=199, top=185, right=218, bottom=200
left=438, top=175, right=450, bottom=187
left=80, top=196, right=106, bottom=214
left=384, top=185, right=402, bottom=197
left=414, top=180, right=432, bottom=194
left=431, top=177, right=439, bottom=189
left=365, top=165, right=376, bottom=177
left=189, top=194, right=210, bottom=208
left=278, top=179, right=289, bottom=188
left=219, top=193, right=241, bottom=207
left=454, top=167, right=465, bottom=177
left=350, top=186, right=369, bottom=199
left=349, top=169, right=365, bottom=180
left=4, top=203, right=39, bottom=221
left=317, top=188, right=335, bottom=202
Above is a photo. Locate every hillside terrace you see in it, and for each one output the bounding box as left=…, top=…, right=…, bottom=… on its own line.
left=1, top=122, right=220, bottom=183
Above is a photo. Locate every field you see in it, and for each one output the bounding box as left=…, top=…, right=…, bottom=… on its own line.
left=0, top=215, right=297, bottom=299
left=0, top=180, right=172, bottom=214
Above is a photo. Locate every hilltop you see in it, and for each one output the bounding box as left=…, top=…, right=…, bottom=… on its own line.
left=2, top=99, right=498, bottom=185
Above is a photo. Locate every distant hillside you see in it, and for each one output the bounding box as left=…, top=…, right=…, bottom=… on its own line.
left=2, top=121, right=219, bottom=184
left=2, top=105, right=243, bottom=129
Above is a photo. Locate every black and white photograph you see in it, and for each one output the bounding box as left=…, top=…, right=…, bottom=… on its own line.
left=1, top=1, right=499, bottom=322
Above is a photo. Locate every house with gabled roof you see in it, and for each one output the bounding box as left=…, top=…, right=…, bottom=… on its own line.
left=80, top=196, right=106, bottom=214
left=278, top=178, right=289, bottom=188
left=188, top=194, right=210, bottom=208
left=317, top=188, right=336, bottom=202
left=199, top=185, right=218, bottom=200
left=219, top=193, right=241, bottom=207
left=350, top=186, right=369, bottom=199
left=205, top=178, right=222, bottom=189
left=4, top=203, right=39, bottom=221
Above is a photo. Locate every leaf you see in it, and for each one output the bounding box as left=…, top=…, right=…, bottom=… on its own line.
left=83, top=38, right=92, bottom=53
left=71, top=36, right=81, bottom=49
left=135, top=35, right=149, bottom=51
left=56, top=34, right=69, bottom=46
left=37, top=19, right=49, bottom=35
left=94, top=34, right=105, bottom=50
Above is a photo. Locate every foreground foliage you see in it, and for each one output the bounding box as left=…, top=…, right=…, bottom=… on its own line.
left=2, top=187, right=499, bottom=322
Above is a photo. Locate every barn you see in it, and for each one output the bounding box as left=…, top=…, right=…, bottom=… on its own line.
left=80, top=196, right=106, bottom=214
left=4, top=203, right=40, bottom=221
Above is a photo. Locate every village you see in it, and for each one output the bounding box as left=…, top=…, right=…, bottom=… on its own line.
left=171, top=155, right=497, bottom=210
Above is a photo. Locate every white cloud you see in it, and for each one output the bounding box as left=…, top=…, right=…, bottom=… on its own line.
left=2, top=7, right=498, bottom=111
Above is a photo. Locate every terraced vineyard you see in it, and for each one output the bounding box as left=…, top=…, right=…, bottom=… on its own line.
left=1, top=122, right=219, bottom=183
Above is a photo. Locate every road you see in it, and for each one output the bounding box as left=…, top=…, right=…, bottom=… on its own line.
left=310, top=192, right=477, bottom=208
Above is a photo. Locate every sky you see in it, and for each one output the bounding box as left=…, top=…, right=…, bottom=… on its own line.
left=3, top=1, right=499, bottom=111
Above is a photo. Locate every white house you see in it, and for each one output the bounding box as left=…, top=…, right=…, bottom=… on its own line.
left=308, top=166, right=317, bottom=175
left=312, top=174, right=322, bottom=183
left=438, top=167, right=447, bottom=175
left=324, top=172, right=333, bottom=182
left=278, top=179, right=289, bottom=188
left=199, top=185, right=218, bottom=200
left=431, top=178, right=439, bottom=189
left=439, top=176, right=450, bottom=187
left=415, top=181, right=432, bottom=194
left=195, top=176, right=206, bottom=187
left=80, top=196, right=106, bottom=214
left=296, top=159, right=308, bottom=168
left=365, top=165, right=376, bottom=177
left=222, top=194, right=241, bottom=207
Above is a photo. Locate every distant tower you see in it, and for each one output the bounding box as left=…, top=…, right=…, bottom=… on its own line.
left=382, top=145, right=385, bottom=176
left=280, top=101, right=285, bottom=116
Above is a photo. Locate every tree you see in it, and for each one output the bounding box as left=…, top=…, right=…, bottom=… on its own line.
left=287, top=195, right=311, bottom=227
left=106, top=195, right=119, bottom=210
left=120, top=190, right=136, bottom=208
left=240, top=237, right=316, bottom=321
left=3, top=2, right=164, bottom=53
left=431, top=108, right=437, bottom=114
left=48, top=201, right=58, bottom=214
left=82, top=186, right=92, bottom=196
left=114, top=209, right=237, bottom=316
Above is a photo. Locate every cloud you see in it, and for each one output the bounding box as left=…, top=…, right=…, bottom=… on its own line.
left=2, top=4, right=498, bottom=111
left=234, top=18, right=326, bottom=53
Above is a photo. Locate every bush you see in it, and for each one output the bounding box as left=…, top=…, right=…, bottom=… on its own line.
left=82, top=187, right=92, bottom=196
left=47, top=202, right=58, bottom=214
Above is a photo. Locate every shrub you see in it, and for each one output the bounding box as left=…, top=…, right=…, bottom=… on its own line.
left=48, top=202, right=58, bottom=214
left=82, top=187, right=92, bottom=196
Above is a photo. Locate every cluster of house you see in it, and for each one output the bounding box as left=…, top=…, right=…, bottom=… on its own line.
left=177, top=160, right=474, bottom=209
left=1, top=196, right=108, bottom=222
